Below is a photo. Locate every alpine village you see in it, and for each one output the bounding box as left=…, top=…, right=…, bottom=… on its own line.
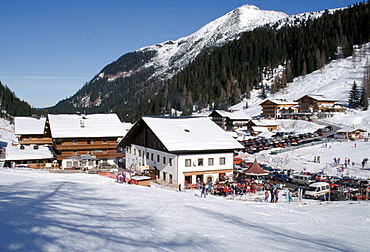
left=2, top=3, right=370, bottom=204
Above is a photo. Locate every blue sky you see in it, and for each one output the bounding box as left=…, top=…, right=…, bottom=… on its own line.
left=0, top=0, right=359, bottom=108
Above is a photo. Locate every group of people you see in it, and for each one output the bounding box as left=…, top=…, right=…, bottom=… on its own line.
left=264, top=184, right=280, bottom=203
left=313, top=155, right=321, bottom=163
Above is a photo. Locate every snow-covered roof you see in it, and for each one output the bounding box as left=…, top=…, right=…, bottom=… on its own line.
left=48, top=114, right=125, bottom=138
left=336, top=127, right=367, bottom=133
left=139, top=117, right=244, bottom=152
left=6, top=145, right=54, bottom=161
left=14, top=117, right=46, bottom=135
left=259, top=99, right=298, bottom=105
left=251, top=119, right=279, bottom=126
left=212, top=110, right=251, bottom=120
left=251, top=126, right=268, bottom=132
left=295, top=94, right=338, bottom=102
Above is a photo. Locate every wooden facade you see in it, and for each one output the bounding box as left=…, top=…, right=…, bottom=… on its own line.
left=259, top=99, right=297, bottom=118
left=53, top=137, right=123, bottom=161
left=15, top=117, right=53, bottom=146
left=294, top=95, right=338, bottom=113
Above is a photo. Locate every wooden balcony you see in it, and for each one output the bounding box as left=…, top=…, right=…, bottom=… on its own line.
left=54, top=143, right=117, bottom=151
left=54, top=152, right=124, bottom=161
left=19, top=139, right=53, bottom=145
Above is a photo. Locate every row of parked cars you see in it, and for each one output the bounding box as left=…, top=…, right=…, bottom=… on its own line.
left=239, top=125, right=335, bottom=154
left=240, top=132, right=323, bottom=154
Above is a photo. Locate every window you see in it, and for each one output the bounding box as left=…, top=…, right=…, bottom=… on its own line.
left=185, top=159, right=191, bottom=167
left=198, top=158, right=203, bottom=166
left=66, top=161, right=72, bottom=168
left=219, top=157, right=226, bottom=165
left=157, top=155, right=160, bottom=162
left=138, top=150, right=141, bottom=157
left=73, top=151, right=77, bottom=155
left=73, top=161, right=78, bottom=167
left=163, top=156, right=166, bottom=164
left=169, top=174, right=173, bottom=184
left=72, top=140, right=77, bottom=144
left=169, top=158, right=172, bottom=166
left=151, top=153, right=154, bottom=161
left=134, top=149, right=136, bottom=155
left=146, top=152, right=149, bottom=159
left=87, top=140, right=93, bottom=144
left=163, top=172, right=166, bottom=181
left=208, top=158, right=214, bottom=166
left=102, top=139, right=107, bottom=144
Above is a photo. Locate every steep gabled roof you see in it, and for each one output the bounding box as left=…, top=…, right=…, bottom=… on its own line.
left=14, top=117, right=46, bottom=135
left=124, top=116, right=244, bottom=153
left=243, top=161, right=269, bottom=175
left=48, top=113, right=124, bottom=138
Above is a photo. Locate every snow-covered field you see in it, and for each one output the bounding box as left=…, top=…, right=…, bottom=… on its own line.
left=0, top=168, right=369, bottom=252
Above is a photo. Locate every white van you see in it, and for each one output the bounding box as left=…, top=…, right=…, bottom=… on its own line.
left=305, top=182, right=331, bottom=199
left=292, top=174, right=313, bottom=185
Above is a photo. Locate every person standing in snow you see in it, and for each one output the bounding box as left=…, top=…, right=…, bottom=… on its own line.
left=200, top=184, right=207, bottom=198
left=317, top=156, right=321, bottom=163
left=264, top=190, right=269, bottom=202
left=286, top=189, right=293, bottom=203
left=333, top=157, right=337, bottom=165
left=274, top=188, right=279, bottom=203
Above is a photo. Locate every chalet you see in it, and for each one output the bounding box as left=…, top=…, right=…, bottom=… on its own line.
left=48, top=113, right=125, bottom=169
left=5, top=144, right=54, bottom=168
left=120, top=116, right=244, bottom=188
left=14, top=116, right=52, bottom=146
left=259, top=99, right=298, bottom=118
left=208, top=110, right=251, bottom=130
left=246, top=119, right=278, bottom=134
left=334, top=127, right=367, bottom=140
left=294, top=94, right=338, bottom=114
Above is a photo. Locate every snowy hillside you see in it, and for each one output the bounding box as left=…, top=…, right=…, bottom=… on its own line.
left=229, top=43, right=370, bottom=132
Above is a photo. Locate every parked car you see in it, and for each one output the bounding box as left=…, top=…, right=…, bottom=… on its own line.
left=99, top=163, right=114, bottom=169
left=292, top=174, right=314, bottom=185
left=305, top=182, right=331, bottom=199
left=273, top=173, right=293, bottom=183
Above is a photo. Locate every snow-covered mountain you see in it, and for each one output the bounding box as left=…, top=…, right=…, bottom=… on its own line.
left=53, top=4, right=342, bottom=114
left=135, top=5, right=288, bottom=81
left=63, top=5, right=292, bottom=109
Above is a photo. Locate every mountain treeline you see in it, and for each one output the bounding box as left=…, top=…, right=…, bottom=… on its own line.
left=51, top=50, right=160, bottom=116
left=138, top=1, right=370, bottom=117
left=0, top=81, right=36, bottom=119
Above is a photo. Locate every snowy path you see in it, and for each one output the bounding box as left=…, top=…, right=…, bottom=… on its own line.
left=0, top=169, right=369, bottom=251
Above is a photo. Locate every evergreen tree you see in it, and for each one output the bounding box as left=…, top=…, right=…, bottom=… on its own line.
left=348, top=81, right=361, bottom=108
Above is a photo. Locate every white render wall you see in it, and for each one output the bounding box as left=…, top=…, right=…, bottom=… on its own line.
left=177, top=152, right=234, bottom=186
left=126, top=144, right=234, bottom=187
